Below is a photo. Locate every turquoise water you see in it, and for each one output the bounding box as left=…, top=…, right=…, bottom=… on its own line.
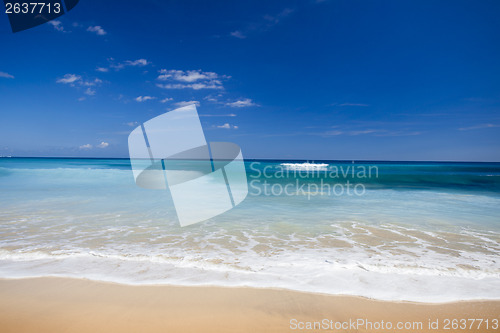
left=0, top=158, right=499, bottom=302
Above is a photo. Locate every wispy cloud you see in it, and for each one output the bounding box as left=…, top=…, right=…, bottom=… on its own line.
left=225, top=98, right=257, bottom=108
left=463, top=97, right=493, bottom=103
left=157, top=83, right=223, bottom=90
left=230, top=8, right=294, bottom=39
left=199, top=113, right=237, bottom=117
left=126, top=121, right=139, bottom=127
left=79, top=144, right=92, bottom=150
left=159, top=97, right=173, bottom=103
left=158, top=69, right=221, bottom=82
left=87, top=25, right=107, bottom=36
left=338, top=103, right=369, bottom=107
left=375, top=131, right=422, bottom=137
left=317, top=128, right=421, bottom=137
left=216, top=123, right=238, bottom=129
left=57, top=74, right=101, bottom=86
left=230, top=30, right=246, bottom=39
left=321, top=130, right=343, bottom=136
left=100, top=58, right=151, bottom=72
left=204, top=94, right=222, bottom=103
left=263, top=8, right=294, bottom=24
left=0, top=71, right=15, bottom=79
left=84, top=87, right=96, bottom=96
left=174, top=100, right=200, bottom=107
left=80, top=142, right=109, bottom=149
left=135, top=96, right=156, bottom=102
left=56, top=74, right=81, bottom=84
left=48, top=20, right=65, bottom=32
left=398, top=112, right=450, bottom=117
left=156, top=69, right=228, bottom=90
left=347, top=129, right=380, bottom=135
left=84, top=79, right=102, bottom=86
left=458, top=124, right=499, bottom=131
left=56, top=74, right=103, bottom=96
left=125, top=59, right=148, bottom=66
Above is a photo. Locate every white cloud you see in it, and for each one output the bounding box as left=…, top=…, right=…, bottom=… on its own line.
left=57, top=74, right=102, bottom=95
left=56, top=75, right=100, bottom=86
left=135, top=96, right=156, bottom=102
left=78, top=97, right=86, bottom=102
left=84, top=88, right=96, bottom=96
left=105, top=58, right=150, bottom=71
left=81, top=78, right=102, bottom=86
left=157, top=83, right=223, bottom=90
left=56, top=74, right=81, bottom=84
left=125, top=59, right=149, bottom=66
left=226, top=98, right=257, bottom=108
left=174, top=100, right=200, bottom=107
left=159, top=97, right=173, bottom=103
left=0, top=71, right=14, bottom=79
left=48, top=20, right=65, bottom=32
left=96, top=67, right=109, bottom=72
left=459, top=124, right=499, bottom=131
left=126, top=121, right=139, bottom=127
left=97, top=142, right=109, bottom=148
left=230, top=30, right=246, bottom=39
left=79, top=144, right=92, bottom=150
left=156, top=69, right=228, bottom=90
left=87, top=25, right=107, bottom=35
left=204, top=95, right=219, bottom=102
left=158, top=69, right=221, bottom=82
left=216, top=123, right=238, bottom=129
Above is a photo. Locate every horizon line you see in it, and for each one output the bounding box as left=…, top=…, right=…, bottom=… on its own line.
left=1, top=156, right=499, bottom=163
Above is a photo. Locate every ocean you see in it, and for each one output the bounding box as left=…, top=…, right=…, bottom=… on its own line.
left=0, top=157, right=499, bottom=302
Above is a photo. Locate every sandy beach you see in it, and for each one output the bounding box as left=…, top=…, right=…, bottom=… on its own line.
left=0, top=277, right=498, bottom=333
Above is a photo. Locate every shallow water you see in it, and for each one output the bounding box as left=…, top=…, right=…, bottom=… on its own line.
left=0, top=158, right=499, bottom=302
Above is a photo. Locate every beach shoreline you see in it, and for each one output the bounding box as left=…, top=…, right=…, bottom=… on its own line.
left=0, top=277, right=498, bottom=333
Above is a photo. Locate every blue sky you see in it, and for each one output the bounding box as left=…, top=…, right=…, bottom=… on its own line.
left=0, top=0, right=499, bottom=161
